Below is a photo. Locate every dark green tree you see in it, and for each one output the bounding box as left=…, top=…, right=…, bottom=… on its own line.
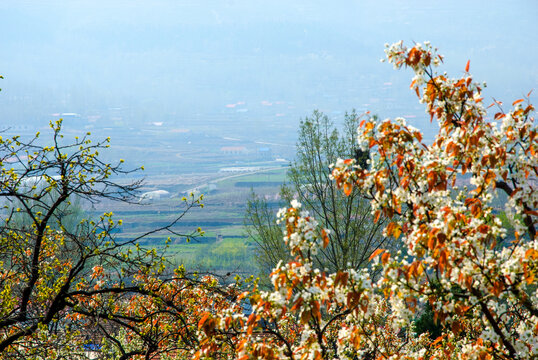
left=245, top=110, right=396, bottom=275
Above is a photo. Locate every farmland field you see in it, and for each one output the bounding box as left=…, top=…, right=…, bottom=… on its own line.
left=91, top=167, right=288, bottom=275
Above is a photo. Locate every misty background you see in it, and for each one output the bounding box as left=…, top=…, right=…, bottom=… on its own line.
left=2, top=0, right=537, bottom=135
left=0, top=0, right=537, bottom=183
left=1, top=0, right=537, bottom=271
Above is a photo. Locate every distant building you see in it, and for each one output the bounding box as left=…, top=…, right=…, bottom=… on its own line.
left=139, top=190, right=171, bottom=203
left=219, top=166, right=261, bottom=173
left=220, top=146, right=247, bottom=155
left=257, top=147, right=272, bottom=160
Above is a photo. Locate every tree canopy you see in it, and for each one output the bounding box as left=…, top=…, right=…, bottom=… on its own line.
left=196, top=41, right=538, bottom=359
left=0, top=121, right=212, bottom=358
left=245, top=110, right=390, bottom=277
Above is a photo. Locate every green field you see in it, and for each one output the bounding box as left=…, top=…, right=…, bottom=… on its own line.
left=160, top=237, right=257, bottom=274
left=93, top=167, right=287, bottom=275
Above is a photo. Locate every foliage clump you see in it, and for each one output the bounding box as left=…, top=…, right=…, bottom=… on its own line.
left=196, top=41, right=538, bottom=359
left=0, top=120, right=207, bottom=358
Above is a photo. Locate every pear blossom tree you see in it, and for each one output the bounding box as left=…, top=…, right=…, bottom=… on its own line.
left=331, top=41, right=537, bottom=359
left=196, top=200, right=430, bottom=360
left=195, top=41, right=537, bottom=360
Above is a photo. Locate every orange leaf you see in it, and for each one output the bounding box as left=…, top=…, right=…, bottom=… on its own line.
left=343, top=182, right=352, bottom=196
left=465, top=60, right=470, bottom=72
left=428, top=235, right=436, bottom=250
left=439, top=250, right=448, bottom=272
left=525, top=249, right=538, bottom=260
left=381, top=252, right=390, bottom=265
left=321, top=229, right=330, bottom=248
left=335, top=271, right=350, bottom=287
left=247, top=313, right=258, bottom=327
left=452, top=321, right=462, bottom=335
left=513, top=98, right=524, bottom=106
left=291, top=297, right=303, bottom=311
left=300, top=309, right=311, bottom=324
left=369, top=248, right=385, bottom=261
left=432, top=335, right=444, bottom=346
left=393, top=226, right=402, bottom=239
left=374, top=210, right=381, bottom=223
left=237, top=291, right=249, bottom=301
left=406, top=47, right=421, bottom=66
left=198, top=313, right=210, bottom=329
left=525, top=270, right=535, bottom=285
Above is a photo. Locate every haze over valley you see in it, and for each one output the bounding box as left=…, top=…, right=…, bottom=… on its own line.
left=1, top=0, right=537, bottom=272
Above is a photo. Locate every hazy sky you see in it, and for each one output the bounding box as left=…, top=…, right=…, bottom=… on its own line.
left=1, top=0, right=537, bottom=128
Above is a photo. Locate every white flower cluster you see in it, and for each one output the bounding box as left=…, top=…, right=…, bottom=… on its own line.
left=384, top=40, right=441, bottom=73
left=356, top=41, right=538, bottom=358
left=276, top=200, right=328, bottom=257
left=203, top=41, right=538, bottom=360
